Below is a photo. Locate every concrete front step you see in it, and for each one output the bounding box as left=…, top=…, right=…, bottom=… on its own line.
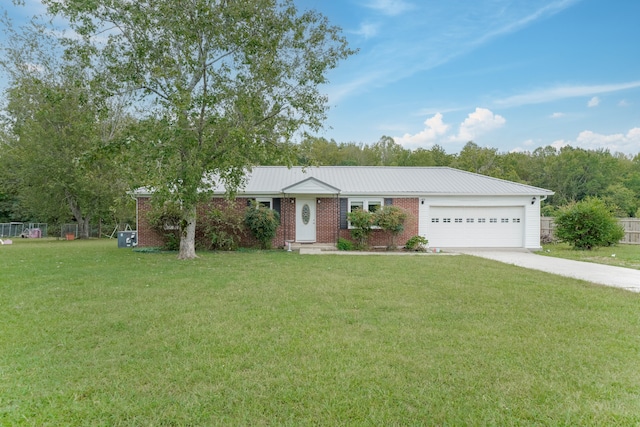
left=287, top=242, right=337, bottom=252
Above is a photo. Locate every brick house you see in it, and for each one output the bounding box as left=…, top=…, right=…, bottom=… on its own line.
left=135, top=166, right=554, bottom=250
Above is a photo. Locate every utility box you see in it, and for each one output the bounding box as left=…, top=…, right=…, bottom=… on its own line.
left=117, top=231, right=137, bottom=248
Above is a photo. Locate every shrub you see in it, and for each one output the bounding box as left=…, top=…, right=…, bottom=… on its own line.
left=374, top=206, right=408, bottom=249
left=337, top=237, right=354, bottom=251
left=554, top=197, right=625, bottom=250
left=146, top=201, right=181, bottom=250
left=244, top=201, right=280, bottom=249
left=347, top=208, right=375, bottom=250
left=404, top=235, right=428, bottom=252
left=204, top=201, right=245, bottom=251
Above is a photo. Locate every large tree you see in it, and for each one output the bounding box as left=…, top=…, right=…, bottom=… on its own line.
left=0, top=15, right=130, bottom=238
left=42, top=0, right=354, bottom=258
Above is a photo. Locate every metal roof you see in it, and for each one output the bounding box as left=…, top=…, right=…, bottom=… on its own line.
left=207, top=166, right=554, bottom=196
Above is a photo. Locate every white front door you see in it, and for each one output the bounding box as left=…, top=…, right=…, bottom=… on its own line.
left=296, top=198, right=316, bottom=242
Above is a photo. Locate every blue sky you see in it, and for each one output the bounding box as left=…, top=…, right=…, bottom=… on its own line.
left=298, top=0, right=640, bottom=155
left=3, top=0, right=639, bottom=155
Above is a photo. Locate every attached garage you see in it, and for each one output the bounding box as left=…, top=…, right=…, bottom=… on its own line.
left=426, top=206, right=525, bottom=248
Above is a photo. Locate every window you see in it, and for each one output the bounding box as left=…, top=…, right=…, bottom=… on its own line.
left=348, top=198, right=383, bottom=228
left=256, top=198, right=272, bottom=209
left=443, top=218, right=451, bottom=223
left=478, top=218, right=486, bottom=223
left=454, top=218, right=463, bottom=223
left=513, top=218, right=521, bottom=223
left=466, top=218, right=474, bottom=223
left=368, top=200, right=382, bottom=213
left=490, top=218, right=497, bottom=223
left=431, top=218, right=439, bottom=223
left=348, top=198, right=382, bottom=214
left=501, top=218, right=509, bottom=223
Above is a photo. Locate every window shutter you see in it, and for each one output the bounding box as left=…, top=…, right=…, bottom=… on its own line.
left=339, top=198, right=348, bottom=229
left=272, top=198, right=281, bottom=224
left=384, top=198, right=393, bottom=206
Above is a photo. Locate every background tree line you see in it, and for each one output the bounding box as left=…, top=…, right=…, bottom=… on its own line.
left=292, top=136, right=640, bottom=217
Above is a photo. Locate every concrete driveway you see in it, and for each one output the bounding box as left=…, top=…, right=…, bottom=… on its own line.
left=454, top=249, right=640, bottom=293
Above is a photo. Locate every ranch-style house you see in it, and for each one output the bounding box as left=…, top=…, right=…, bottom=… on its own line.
left=135, top=166, right=554, bottom=250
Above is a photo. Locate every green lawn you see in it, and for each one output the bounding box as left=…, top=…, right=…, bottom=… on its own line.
left=2, top=240, right=640, bottom=425
left=541, top=243, right=640, bottom=270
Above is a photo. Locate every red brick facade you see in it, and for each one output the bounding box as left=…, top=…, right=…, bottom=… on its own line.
left=137, top=196, right=420, bottom=249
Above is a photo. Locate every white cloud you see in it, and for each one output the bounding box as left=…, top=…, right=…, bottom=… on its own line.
left=550, top=139, right=570, bottom=150
left=587, top=96, right=600, bottom=107
left=363, top=0, right=415, bottom=16
left=550, top=112, right=565, bottom=119
left=575, top=128, right=640, bottom=153
left=495, top=81, right=640, bottom=108
left=618, top=99, right=630, bottom=107
left=552, top=128, right=640, bottom=154
left=351, top=22, right=380, bottom=39
left=393, top=113, right=449, bottom=148
left=450, top=108, right=506, bottom=142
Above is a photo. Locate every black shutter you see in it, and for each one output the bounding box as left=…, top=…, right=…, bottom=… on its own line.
left=384, top=198, right=393, bottom=206
left=339, top=198, right=348, bottom=229
left=273, top=198, right=281, bottom=224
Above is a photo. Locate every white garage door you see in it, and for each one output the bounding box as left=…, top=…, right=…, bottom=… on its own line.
left=427, top=206, right=524, bottom=248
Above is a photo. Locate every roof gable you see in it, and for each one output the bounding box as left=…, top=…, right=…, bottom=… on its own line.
left=282, top=177, right=341, bottom=194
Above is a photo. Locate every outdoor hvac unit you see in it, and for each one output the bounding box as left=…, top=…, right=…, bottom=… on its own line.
left=117, top=231, right=138, bottom=248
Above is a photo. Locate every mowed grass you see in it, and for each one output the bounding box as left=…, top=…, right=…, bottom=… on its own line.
left=1, top=240, right=640, bottom=425
left=542, top=243, right=640, bottom=270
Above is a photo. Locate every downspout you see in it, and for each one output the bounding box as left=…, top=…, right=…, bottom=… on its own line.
left=336, top=192, right=341, bottom=246
left=282, top=192, right=287, bottom=247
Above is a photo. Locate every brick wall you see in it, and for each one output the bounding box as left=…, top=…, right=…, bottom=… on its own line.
left=136, top=197, right=166, bottom=247
left=315, top=197, right=340, bottom=244
left=338, top=198, right=419, bottom=248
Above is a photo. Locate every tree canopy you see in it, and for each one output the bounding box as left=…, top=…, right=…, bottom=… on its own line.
left=39, top=0, right=355, bottom=258
left=0, top=15, right=130, bottom=237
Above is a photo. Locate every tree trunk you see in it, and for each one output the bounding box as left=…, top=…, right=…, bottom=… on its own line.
left=66, top=191, right=90, bottom=239
left=79, top=216, right=91, bottom=239
left=178, top=205, right=198, bottom=259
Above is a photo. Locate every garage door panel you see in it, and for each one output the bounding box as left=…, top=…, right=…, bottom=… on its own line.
left=427, top=206, right=523, bottom=248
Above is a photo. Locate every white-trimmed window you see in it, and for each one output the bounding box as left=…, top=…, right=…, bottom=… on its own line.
left=348, top=198, right=383, bottom=228
left=256, top=197, right=272, bottom=209
left=349, top=198, right=382, bottom=213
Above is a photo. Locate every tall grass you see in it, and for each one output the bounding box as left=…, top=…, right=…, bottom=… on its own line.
left=2, top=240, right=640, bottom=425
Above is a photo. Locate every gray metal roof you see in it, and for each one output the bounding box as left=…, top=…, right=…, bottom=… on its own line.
left=209, top=166, right=554, bottom=196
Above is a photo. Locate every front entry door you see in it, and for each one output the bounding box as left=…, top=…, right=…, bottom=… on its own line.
left=296, top=198, right=316, bottom=242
